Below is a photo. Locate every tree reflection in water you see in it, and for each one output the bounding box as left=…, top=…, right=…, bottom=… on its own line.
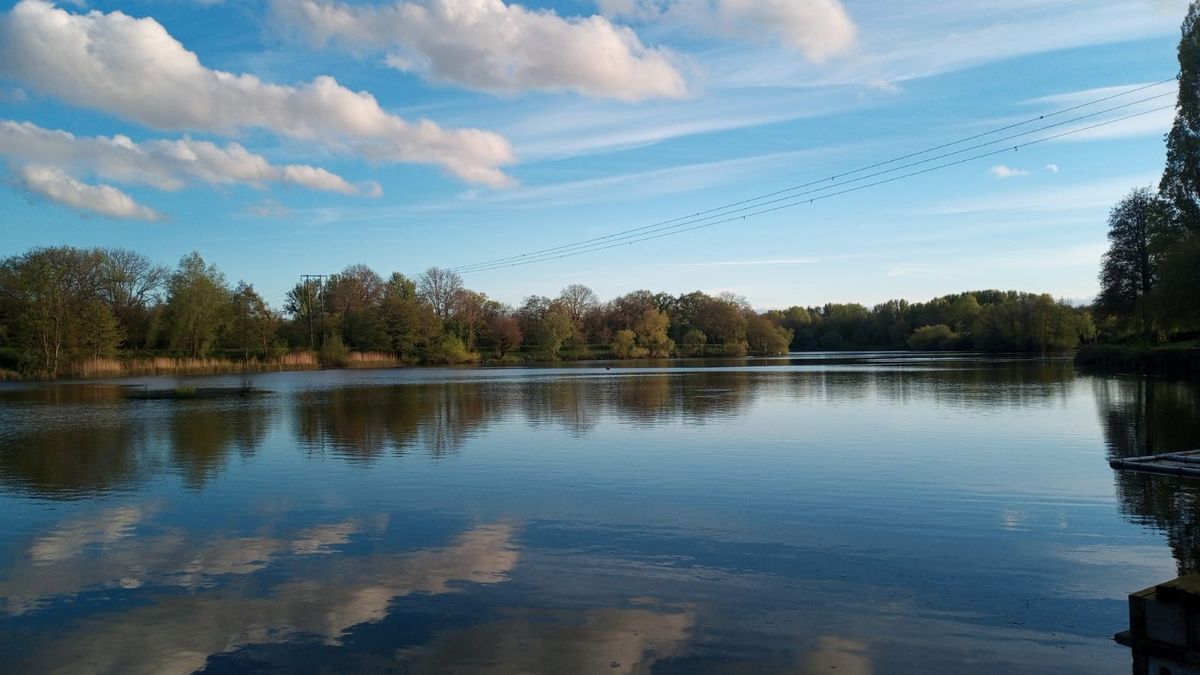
left=1097, top=377, right=1200, bottom=573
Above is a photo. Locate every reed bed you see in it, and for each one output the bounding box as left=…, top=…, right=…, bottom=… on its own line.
left=345, top=351, right=402, bottom=368
left=68, top=351, right=321, bottom=378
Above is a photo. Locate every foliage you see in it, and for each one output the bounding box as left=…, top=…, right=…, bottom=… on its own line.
left=678, top=328, right=708, bottom=357
left=0, top=243, right=1116, bottom=378
left=0, top=246, right=120, bottom=377
left=163, top=252, right=231, bottom=358
left=1161, top=1, right=1200, bottom=236
left=634, top=308, right=674, bottom=357
left=907, top=324, right=959, bottom=350
left=528, top=309, right=574, bottom=359
left=746, top=314, right=792, bottom=355
left=610, top=329, right=647, bottom=359
left=319, top=333, right=349, bottom=367
left=226, top=282, right=279, bottom=359
left=427, top=334, right=479, bottom=365
left=1097, top=188, right=1175, bottom=331
left=1152, top=237, right=1200, bottom=332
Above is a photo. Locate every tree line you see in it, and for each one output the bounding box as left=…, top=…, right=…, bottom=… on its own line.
left=0, top=244, right=1097, bottom=378
left=1095, top=2, right=1200, bottom=344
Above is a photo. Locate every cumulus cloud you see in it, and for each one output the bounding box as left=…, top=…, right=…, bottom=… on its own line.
left=271, top=0, right=687, bottom=101
left=14, top=165, right=164, bottom=220
left=0, top=120, right=370, bottom=195
left=600, top=0, right=857, bottom=61
left=0, top=0, right=515, bottom=186
left=988, top=165, right=1030, bottom=179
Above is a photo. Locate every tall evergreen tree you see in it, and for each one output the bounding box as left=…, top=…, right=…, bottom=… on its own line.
left=1161, top=1, right=1200, bottom=235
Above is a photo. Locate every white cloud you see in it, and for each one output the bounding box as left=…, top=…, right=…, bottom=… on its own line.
left=600, top=0, right=857, bottom=61
left=1045, top=163, right=1060, bottom=173
left=988, top=165, right=1029, bottom=179
left=0, top=0, right=515, bottom=186
left=271, top=0, right=687, bottom=101
left=0, top=120, right=370, bottom=195
left=15, top=165, right=164, bottom=221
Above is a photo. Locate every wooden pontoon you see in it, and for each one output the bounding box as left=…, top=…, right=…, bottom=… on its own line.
left=1110, top=450, right=1200, bottom=479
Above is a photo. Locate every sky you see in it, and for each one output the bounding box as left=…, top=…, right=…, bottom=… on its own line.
left=0, top=0, right=1190, bottom=310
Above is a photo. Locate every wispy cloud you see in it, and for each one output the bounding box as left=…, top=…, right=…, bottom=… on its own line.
left=988, top=165, right=1029, bottom=179
left=921, top=174, right=1158, bottom=216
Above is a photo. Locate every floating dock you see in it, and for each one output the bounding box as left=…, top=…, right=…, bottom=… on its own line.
left=1117, top=573, right=1200, bottom=675
left=1110, top=450, right=1200, bottom=479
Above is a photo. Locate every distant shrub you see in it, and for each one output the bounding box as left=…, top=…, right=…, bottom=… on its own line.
left=428, top=335, right=479, bottom=365
left=320, top=335, right=349, bottom=367
left=908, top=324, right=960, bottom=350
left=611, top=330, right=648, bottom=359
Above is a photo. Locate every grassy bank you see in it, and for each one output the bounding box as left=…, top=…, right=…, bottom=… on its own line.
left=1075, top=341, right=1200, bottom=377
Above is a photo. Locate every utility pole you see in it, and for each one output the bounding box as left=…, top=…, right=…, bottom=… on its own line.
left=300, top=274, right=326, bottom=349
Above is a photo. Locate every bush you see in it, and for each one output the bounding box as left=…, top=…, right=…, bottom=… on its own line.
left=319, top=334, right=349, bottom=367
left=428, top=335, right=479, bottom=365
left=907, top=324, right=959, bottom=350
left=611, top=329, right=648, bottom=359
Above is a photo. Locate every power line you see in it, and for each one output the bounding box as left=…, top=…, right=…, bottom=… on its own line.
left=451, top=78, right=1177, bottom=274
left=457, top=91, right=1173, bottom=272
left=455, top=104, right=1173, bottom=273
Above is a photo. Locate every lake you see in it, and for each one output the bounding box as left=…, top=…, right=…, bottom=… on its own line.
left=0, top=353, right=1197, bottom=674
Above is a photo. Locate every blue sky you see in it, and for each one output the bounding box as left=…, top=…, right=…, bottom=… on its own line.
left=0, top=0, right=1188, bottom=310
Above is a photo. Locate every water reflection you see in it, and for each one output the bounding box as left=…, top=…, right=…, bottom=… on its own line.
left=170, top=400, right=275, bottom=487
left=0, top=358, right=1176, bottom=674
left=294, top=383, right=498, bottom=461
left=399, top=606, right=694, bottom=674
left=0, top=364, right=1086, bottom=497
left=1098, top=377, right=1200, bottom=573
left=9, top=519, right=519, bottom=674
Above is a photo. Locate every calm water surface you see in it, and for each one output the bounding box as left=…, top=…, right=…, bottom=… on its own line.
left=1, top=353, right=1198, bottom=674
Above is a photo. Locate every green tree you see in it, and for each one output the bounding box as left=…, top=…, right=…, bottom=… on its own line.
left=1098, top=188, right=1174, bottom=334
left=746, top=314, right=793, bottom=355
left=227, top=282, right=278, bottom=359
left=164, top=252, right=231, bottom=358
left=379, top=272, right=441, bottom=361
left=530, top=309, right=574, bottom=359
left=694, top=295, right=747, bottom=351
left=0, top=247, right=117, bottom=376
left=285, top=278, right=324, bottom=348
left=1162, top=1, right=1200, bottom=235
left=1153, top=237, right=1200, bottom=331
left=634, top=308, right=674, bottom=357
left=908, top=324, right=958, bottom=350
left=678, top=328, right=708, bottom=357
left=610, top=329, right=646, bottom=359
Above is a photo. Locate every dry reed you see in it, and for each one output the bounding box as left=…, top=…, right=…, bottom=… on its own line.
left=68, top=351, right=321, bottom=378
left=345, top=351, right=402, bottom=368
